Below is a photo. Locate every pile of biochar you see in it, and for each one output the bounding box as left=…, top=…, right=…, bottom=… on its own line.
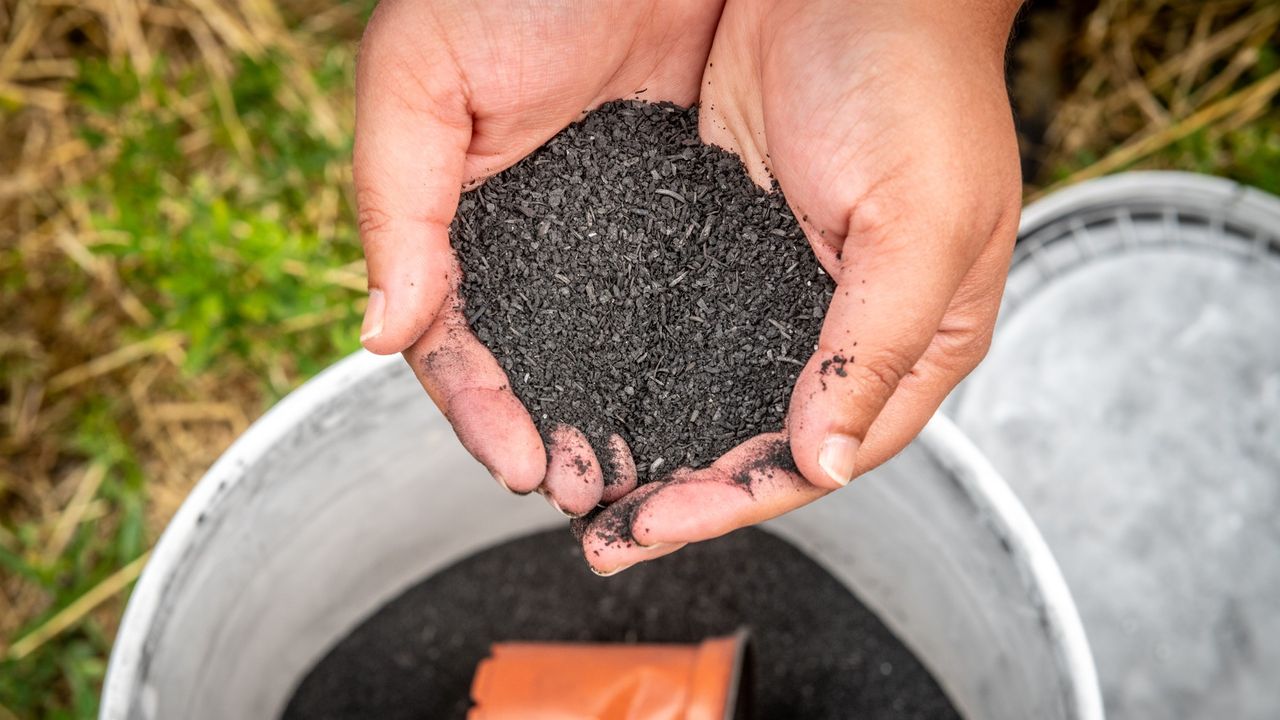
left=284, top=528, right=962, bottom=720
left=454, top=101, right=834, bottom=483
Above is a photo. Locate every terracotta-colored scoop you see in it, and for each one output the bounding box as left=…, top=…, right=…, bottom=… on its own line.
left=468, top=630, right=751, bottom=720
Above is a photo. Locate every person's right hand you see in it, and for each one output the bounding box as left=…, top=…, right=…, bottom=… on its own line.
left=354, top=0, right=724, bottom=514
left=578, top=0, right=1023, bottom=575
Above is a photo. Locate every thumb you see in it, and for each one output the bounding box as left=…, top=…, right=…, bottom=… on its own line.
left=787, top=199, right=975, bottom=489
left=353, top=2, right=471, bottom=354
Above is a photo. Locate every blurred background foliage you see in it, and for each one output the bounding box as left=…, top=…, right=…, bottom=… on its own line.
left=0, top=0, right=1278, bottom=716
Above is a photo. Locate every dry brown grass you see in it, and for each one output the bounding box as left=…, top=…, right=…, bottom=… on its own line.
left=1, top=1, right=365, bottom=712
left=1016, top=0, right=1280, bottom=196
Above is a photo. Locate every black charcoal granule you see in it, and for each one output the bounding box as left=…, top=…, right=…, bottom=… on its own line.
left=453, top=101, right=835, bottom=483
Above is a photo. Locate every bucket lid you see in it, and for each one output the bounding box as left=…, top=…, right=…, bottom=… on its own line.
left=949, top=172, right=1280, bottom=719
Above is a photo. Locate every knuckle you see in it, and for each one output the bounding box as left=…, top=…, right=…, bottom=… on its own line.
left=845, top=194, right=906, bottom=248
left=964, top=327, right=995, bottom=367
left=942, top=326, right=995, bottom=377
left=994, top=199, right=1022, bottom=245
left=844, top=348, right=914, bottom=400
left=355, top=188, right=394, bottom=244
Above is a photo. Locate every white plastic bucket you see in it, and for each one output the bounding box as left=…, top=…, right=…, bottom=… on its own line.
left=101, top=352, right=1102, bottom=720
left=950, top=172, right=1280, bottom=719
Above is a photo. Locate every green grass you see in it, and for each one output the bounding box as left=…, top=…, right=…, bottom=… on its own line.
left=75, top=51, right=363, bottom=379
left=1043, top=118, right=1280, bottom=197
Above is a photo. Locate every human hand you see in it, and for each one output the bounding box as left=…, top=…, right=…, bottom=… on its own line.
left=354, top=0, right=724, bottom=513
left=582, top=0, right=1024, bottom=574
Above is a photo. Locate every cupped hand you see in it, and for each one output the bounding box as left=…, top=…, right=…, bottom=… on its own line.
left=583, top=0, right=1024, bottom=574
left=354, top=0, right=724, bottom=513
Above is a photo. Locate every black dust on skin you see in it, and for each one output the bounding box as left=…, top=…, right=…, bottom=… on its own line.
left=730, top=438, right=798, bottom=495
left=818, top=353, right=851, bottom=390
left=283, top=528, right=962, bottom=720
left=820, top=354, right=850, bottom=377
left=452, top=101, right=836, bottom=489
left=597, top=440, right=627, bottom=490
left=583, top=483, right=657, bottom=547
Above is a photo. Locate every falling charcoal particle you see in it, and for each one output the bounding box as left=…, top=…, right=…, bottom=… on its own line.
left=452, top=101, right=836, bottom=487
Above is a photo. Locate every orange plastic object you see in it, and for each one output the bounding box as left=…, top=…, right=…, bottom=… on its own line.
left=467, top=630, right=750, bottom=720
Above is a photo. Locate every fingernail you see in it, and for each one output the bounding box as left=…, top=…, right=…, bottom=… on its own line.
left=819, top=433, right=860, bottom=487
left=591, top=562, right=634, bottom=577
left=359, top=288, right=385, bottom=343
left=591, top=542, right=686, bottom=576
left=492, top=472, right=510, bottom=492
left=545, top=494, right=580, bottom=518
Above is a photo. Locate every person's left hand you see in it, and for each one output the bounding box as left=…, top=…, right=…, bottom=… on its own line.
left=581, top=0, right=1024, bottom=575
left=352, top=0, right=726, bottom=516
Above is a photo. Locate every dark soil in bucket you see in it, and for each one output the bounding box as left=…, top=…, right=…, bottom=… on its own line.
left=282, top=527, right=961, bottom=720
left=452, top=101, right=835, bottom=484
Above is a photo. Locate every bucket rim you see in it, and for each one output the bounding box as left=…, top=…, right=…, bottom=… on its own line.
left=1021, top=170, right=1280, bottom=242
